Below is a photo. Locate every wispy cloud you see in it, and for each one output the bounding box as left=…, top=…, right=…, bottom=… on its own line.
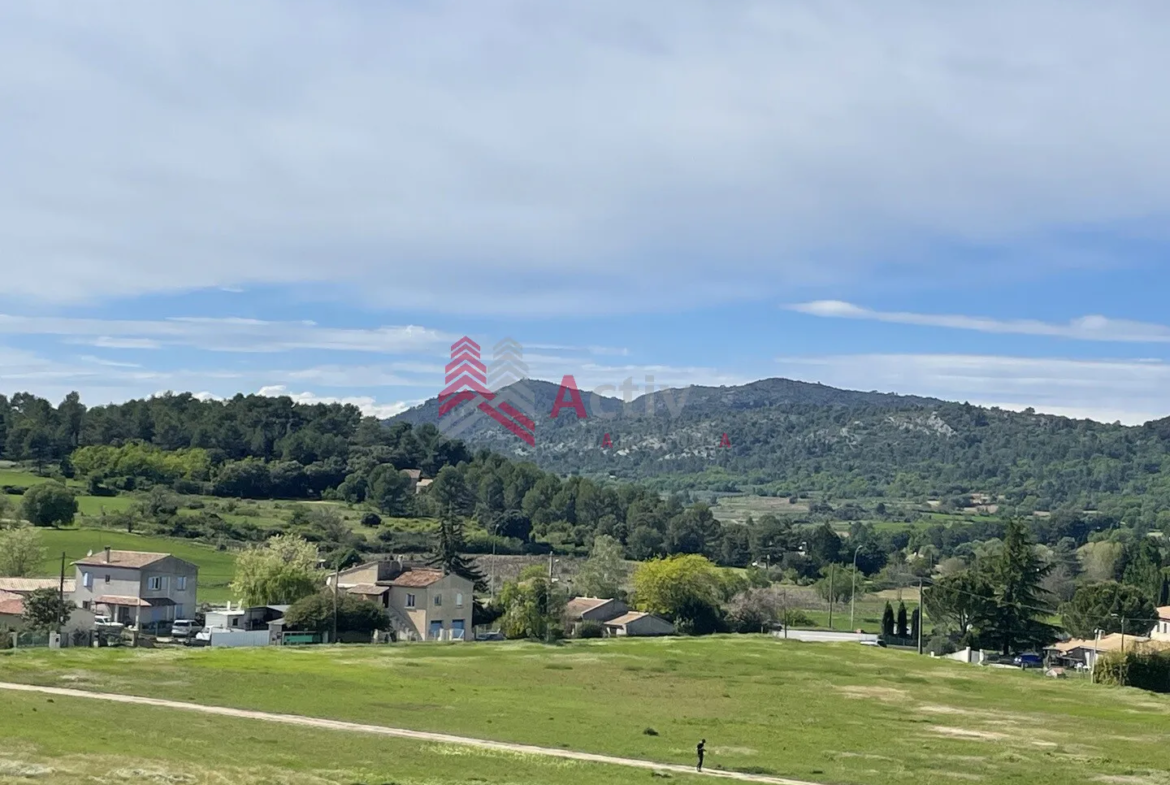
left=775, top=352, right=1170, bottom=425
left=0, top=314, right=454, bottom=354
left=787, top=301, right=1170, bottom=344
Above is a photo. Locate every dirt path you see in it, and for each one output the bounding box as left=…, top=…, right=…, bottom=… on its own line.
left=0, top=681, right=820, bottom=785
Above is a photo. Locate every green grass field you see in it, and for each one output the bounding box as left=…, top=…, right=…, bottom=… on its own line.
left=2, top=637, right=1168, bottom=785
left=0, top=690, right=675, bottom=785
left=34, top=529, right=238, bottom=603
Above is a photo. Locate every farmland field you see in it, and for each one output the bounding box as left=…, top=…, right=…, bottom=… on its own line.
left=2, top=636, right=1168, bottom=785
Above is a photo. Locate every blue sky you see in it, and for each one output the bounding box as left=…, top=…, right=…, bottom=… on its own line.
left=2, top=1, right=1169, bottom=424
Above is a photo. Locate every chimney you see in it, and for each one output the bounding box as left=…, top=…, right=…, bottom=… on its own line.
left=104, top=547, right=112, bottom=563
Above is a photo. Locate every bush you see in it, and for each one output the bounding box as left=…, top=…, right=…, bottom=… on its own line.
left=284, top=591, right=387, bottom=637
left=1094, top=648, right=1170, bottom=693
left=360, top=512, right=382, bottom=528
left=21, top=482, right=78, bottom=527
left=927, top=635, right=958, bottom=657
left=576, top=620, right=604, bottom=639
left=781, top=609, right=814, bottom=627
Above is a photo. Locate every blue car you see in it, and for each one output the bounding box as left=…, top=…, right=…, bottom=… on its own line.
left=1013, top=653, right=1043, bottom=669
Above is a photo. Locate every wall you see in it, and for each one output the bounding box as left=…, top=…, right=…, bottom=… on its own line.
left=74, top=565, right=141, bottom=611
left=209, top=630, right=271, bottom=648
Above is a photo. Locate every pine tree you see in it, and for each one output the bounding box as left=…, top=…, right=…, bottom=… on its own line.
left=881, top=602, right=895, bottom=637
left=428, top=506, right=487, bottom=593
left=896, top=601, right=909, bottom=638
left=979, top=519, right=1059, bottom=656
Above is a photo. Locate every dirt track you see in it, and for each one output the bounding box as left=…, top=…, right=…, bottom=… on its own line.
left=0, top=681, right=820, bottom=784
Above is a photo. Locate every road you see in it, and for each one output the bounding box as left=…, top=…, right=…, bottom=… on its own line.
left=0, top=681, right=820, bottom=785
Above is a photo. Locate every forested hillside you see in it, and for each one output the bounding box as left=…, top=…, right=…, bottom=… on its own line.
left=394, top=379, right=1170, bottom=523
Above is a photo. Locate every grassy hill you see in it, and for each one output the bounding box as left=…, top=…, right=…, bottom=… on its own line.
left=2, top=637, right=1168, bottom=785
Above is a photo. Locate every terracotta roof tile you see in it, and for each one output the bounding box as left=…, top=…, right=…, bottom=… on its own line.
left=605, top=612, right=651, bottom=626
left=389, top=569, right=445, bottom=588
left=0, top=578, right=74, bottom=594
left=75, top=551, right=170, bottom=569
left=1157, top=605, right=1170, bottom=619
left=0, top=598, right=24, bottom=615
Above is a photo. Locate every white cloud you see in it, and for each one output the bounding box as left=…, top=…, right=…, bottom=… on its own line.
left=3, top=3, right=1170, bottom=313
left=775, top=352, right=1170, bottom=424
left=256, top=385, right=414, bottom=419
left=788, top=301, right=1170, bottom=343
left=0, top=314, right=454, bottom=354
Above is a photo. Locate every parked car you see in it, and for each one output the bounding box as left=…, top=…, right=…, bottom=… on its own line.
left=170, top=619, right=199, bottom=640
left=194, top=627, right=214, bottom=645
left=475, top=631, right=506, bottom=641
left=1013, top=653, right=1043, bottom=669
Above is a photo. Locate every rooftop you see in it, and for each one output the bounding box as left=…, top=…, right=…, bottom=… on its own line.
left=565, top=597, right=617, bottom=617
left=1158, top=605, right=1170, bottom=620
left=0, top=597, right=24, bottom=616
left=0, top=577, right=75, bottom=594
left=74, top=550, right=170, bottom=569
left=606, top=611, right=653, bottom=626
left=346, top=583, right=390, bottom=596
left=389, top=569, right=445, bottom=588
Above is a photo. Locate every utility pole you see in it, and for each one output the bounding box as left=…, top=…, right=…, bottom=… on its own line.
left=827, top=565, right=835, bottom=630
left=917, top=578, right=924, bottom=655
left=782, top=587, right=788, bottom=639
left=1120, top=617, right=1126, bottom=653
left=850, top=545, right=861, bottom=632
left=58, top=552, right=67, bottom=629
left=331, top=564, right=339, bottom=644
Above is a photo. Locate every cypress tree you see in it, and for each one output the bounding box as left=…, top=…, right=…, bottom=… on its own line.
left=896, top=601, right=909, bottom=638
left=881, top=602, right=895, bottom=637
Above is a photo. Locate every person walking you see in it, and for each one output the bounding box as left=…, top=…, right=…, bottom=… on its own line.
left=696, top=739, right=706, bottom=772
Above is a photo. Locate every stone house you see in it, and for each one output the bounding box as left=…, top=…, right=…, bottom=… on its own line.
left=328, top=559, right=473, bottom=641
left=72, top=548, right=199, bottom=629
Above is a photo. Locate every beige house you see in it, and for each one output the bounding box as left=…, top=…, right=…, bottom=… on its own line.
left=603, top=611, right=675, bottom=637
left=1153, top=606, right=1170, bottom=641
left=73, top=548, right=199, bottom=629
left=329, top=559, right=473, bottom=642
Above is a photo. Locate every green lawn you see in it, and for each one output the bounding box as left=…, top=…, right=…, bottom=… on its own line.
left=34, top=529, right=238, bottom=603
left=0, top=690, right=676, bottom=785
left=2, top=637, right=1169, bottom=785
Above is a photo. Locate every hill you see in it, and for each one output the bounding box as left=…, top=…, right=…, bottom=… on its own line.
left=392, top=377, right=1170, bottom=516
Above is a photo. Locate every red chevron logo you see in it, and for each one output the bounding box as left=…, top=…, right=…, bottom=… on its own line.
left=438, top=335, right=535, bottom=445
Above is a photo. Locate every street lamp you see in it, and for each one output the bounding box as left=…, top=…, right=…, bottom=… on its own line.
left=849, top=545, right=862, bottom=632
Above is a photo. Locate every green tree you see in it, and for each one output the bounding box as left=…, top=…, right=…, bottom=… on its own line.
left=978, top=519, right=1059, bottom=656
left=360, top=512, right=382, bottom=528
left=1122, top=538, right=1166, bottom=604
left=0, top=525, right=45, bottom=577
left=21, top=587, right=72, bottom=632
left=1059, top=581, right=1157, bottom=639
left=631, top=554, right=725, bottom=634
left=896, top=601, right=909, bottom=638
left=230, top=534, right=321, bottom=606
left=499, top=575, right=566, bottom=640
left=814, top=564, right=861, bottom=606
left=573, top=535, right=628, bottom=599
left=20, top=482, right=77, bottom=527
left=881, top=602, right=895, bottom=637
left=367, top=465, right=412, bottom=516
left=284, top=591, right=386, bottom=636
left=910, top=607, right=921, bottom=642
left=428, top=507, right=486, bottom=592
left=923, top=570, right=994, bottom=637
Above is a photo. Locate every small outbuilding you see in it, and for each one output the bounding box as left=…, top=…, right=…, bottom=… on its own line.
left=603, top=611, right=675, bottom=637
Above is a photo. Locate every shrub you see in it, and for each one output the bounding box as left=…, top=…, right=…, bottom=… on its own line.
left=21, top=482, right=78, bottom=527
left=576, top=620, right=604, bottom=639
left=1094, top=648, right=1170, bottom=693
left=360, top=512, right=382, bottom=528
left=927, top=635, right=958, bottom=656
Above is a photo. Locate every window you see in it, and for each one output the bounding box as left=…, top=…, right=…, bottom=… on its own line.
left=104, top=574, right=110, bottom=583
left=175, top=605, right=184, bottom=618
left=456, top=592, right=464, bottom=608
left=405, top=593, right=416, bottom=608
left=147, top=576, right=162, bottom=590
left=176, top=576, right=187, bottom=591
left=82, top=601, right=91, bottom=610
left=82, top=572, right=92, bottom=589
left=434, top=593, right=442, bottom=607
